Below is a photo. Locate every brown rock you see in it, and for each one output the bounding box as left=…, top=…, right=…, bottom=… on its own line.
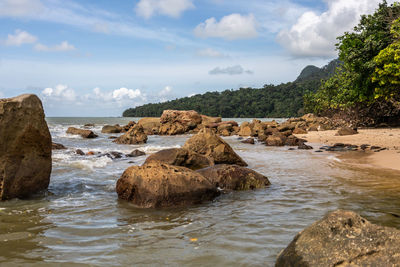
left=336, top=127, right=358, bottom=136
left=201, top=115, right=221, bottom=126
left=285, top=135, right=302, bottom=146
left=0, top=94, right=52, bottom=200
left=122, top=121, right=136, bottom=132
left=116, top=163, right=219, bottom=208
left=137, top=117, right=160, bottom=135
left=76, top=149, right=85, bottom=155
left=293, top=128, right=307, bottom=134
left=183, top=128, right=247, bottom=166
left=66, top=127, right=98, bottom=138
left=160, top=110, right=202, bottom=128
left=113, top=125, right=147, bottom=144
left=158, top=122, right=188, bottom=135
left=210, top=121, right=239, bottom=128
left=277, top=122, right=296, bottom=132
left=197, top=164, right=270, bottom=191
left=265, top=133, right=286, bottom=146
left=87, top=151, right=95, bottom=156
left=101, top=125, right=122, bottom=134
left=241, top=138, right=255, bottom=144
left=238, top=121, right=254, bottom=136
left=126, top=149, right=146, bottom=157
left=52, top=142, right=66, bottom=150
left=144, top=148, right=214, bottom=170
left=276, top=210, right=400, bottom=267
left=298, top=143, right=313, bottom=150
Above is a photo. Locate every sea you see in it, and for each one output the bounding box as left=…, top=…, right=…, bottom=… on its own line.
left=0, top=117, right=399, bottom=266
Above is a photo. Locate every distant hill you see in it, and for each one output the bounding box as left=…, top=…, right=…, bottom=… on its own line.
left=123, top=59, right=341, bottom=118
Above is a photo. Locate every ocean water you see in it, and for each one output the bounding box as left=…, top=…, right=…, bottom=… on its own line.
left=0, top=117, right=400, bottom=266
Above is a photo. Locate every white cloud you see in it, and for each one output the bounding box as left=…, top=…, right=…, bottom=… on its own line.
left=112, top=87, right=143, bottom=100
left=135, top=0, right=194, bottom=19
left=34, top=41, right=75, bottom=52
left=196, top=48, right=227, bottom=58
left=4, top=29, right=37, bottom=46
left=0, top=0, right=44, bottom=17
left=159, top=85, right=172, bottom=96
left=209, top=65, right=253, bottom=75
left=42, top=84, right=76, bottom=101
left=277, top=0, right=394, bottom=58
left=194, top=13, right=258, bottom=40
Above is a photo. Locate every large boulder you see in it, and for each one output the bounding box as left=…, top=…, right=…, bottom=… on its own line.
left=336, top=127, right=358, bottom=136
left=197, top=164, right=270, bottom=191
left=160, top=110, right=202, bottom=128
left=113, top=125, right=147, bottom=144
left=201, top=115, right=221, bottom=127
left=276, top=210, right=400, bottom=267
left=158, top=122, right=188, bottom=135
left=265, top=133, right=286, bottom=146
left=183, top=128, right=248, bottom=166
left=101, top=125, right=122, bottom=134
left=238, top=121, right=254, bottom=137
left=0, top=94, right=52, bottom=200
left=137, top=117, right=160, bottom=135
left=144, top=148, right=214, bottom=170
left=66, top=127, right=98, bottom=138
left=116, top=163, right=219, bottom=208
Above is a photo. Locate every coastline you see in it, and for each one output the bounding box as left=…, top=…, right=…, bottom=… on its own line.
left=294, top=128, right=400, bottom=171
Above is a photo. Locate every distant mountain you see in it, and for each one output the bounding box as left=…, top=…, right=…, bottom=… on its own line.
left=123, top=59, right=341, bottom=118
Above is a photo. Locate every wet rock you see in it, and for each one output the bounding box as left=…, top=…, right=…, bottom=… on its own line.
left=110, top=151, right=123, bottom=159
left=66, top=127, right=98, bottom=138
left=159, top=110, right=202, bottom=135
left=52, top=142, right=67, bottom=150
left=116, top=163, right=219, bottom=208
left=113, top=125, right=147, bottom=145
left=101, top=125, right=122, bottom=134
left=0, top=94, right=52, bottom=200
left=276, top=210, right=400, bottom=267
left=76, top=149, right=85, bottom=155
left=159, top=122, right=189, bottom=135
left=241, top=138, right=255, bottom=145
left=108, top=136, right=118, bottom=139
left=121, top=121, right=136, bottom=132
left=183, top=128, right=248, bottom=166
left=288, top=148, right=296, bottom=151
left=84, top=123, right=95, bottom=128
left=126, top=149, right=146, bottom=157
left=285, top=135, right=303, bottom=146
left=144, top=148, right=214, bottom=170
left=196, top=164, right=270, bottom=191
left=265, top=133, right=286, bottom=146
left=336, top=127, right=358, bottom=136
left=315, top=150, right=323, bottom=153
left=360, top=144, right=370, bottom=150
left=137, top=117, right=160, bottom=135
left=298, top=143, right=313, bottom=150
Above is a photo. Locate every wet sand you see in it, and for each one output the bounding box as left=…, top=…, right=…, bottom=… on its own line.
left=294, top=128, right=400, bottom=171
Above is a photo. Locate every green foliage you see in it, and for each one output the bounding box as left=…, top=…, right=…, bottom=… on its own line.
left=305, top=1, right=400, bottom=114
left=123, top=60, right=339, bottom=118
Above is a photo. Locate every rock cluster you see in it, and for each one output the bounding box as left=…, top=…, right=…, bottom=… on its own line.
left=0, top=94, right=52, bottom=200
left=113, top=125, right=148, bottom=145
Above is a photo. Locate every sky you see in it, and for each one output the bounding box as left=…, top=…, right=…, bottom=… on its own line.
left=0, top=0, right=394, bottom=116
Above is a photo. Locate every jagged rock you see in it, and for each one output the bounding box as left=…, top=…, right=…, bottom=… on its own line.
left=52, top=142, right=67, bottom=150
left=126, top=149, right=146, bottom=157
left=0, top=94, right=52, bottom=200
left=201, top=115, right=222, bottom=126
left=277, top=122, right=296, bottom=132
left=113, top=125, right=147, bottom=144
left=183, top=128, right=248, bottom=166
left=276, top=210, right=400, bottom=267
left=197, top=164, right=270, bottom=191
left=158, top=122, right=188, bottom=135
left=116, top=163, right=219, bottom=208
left=336, top=127, right=358, bottom=136
left=137, top=117, right=160, bottom=135
left=285, top=135, right=303, bottom=146
left=160, top=110, right=202, bottom=128
left=121, top=121, right=136, bottom=132
left=144, top=148, right=214, bottom=170
left=101, top=125, right=122, bottom=134
left=66, top=127, right=98, bottom=138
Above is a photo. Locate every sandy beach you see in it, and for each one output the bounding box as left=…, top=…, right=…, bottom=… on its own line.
left=295, top=128, right=400, bottom=171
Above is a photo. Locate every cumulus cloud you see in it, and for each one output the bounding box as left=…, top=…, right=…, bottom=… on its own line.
left=3, top=29, right=37, bottom=46
left=135, top=0, right=194, bottom=19
left=209, top=65, right=253, bottom=75
left=194, top=13, right=258, bottom=40
left=0, top=0, right=44, bottom=17
left=158, top=85, right=172, bottom=97
left=112, top=87, right=143, bottom=100
left=42, top=84, right=76, bottom=101
left=196, top=48, right=227, bottom=58
left=277, top=0, right=391, bottom=58
left=34, top=41, right=75, bottom=52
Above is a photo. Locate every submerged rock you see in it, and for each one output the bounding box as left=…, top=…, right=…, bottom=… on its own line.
left=126, top=149, right=146, bottom=157
left=276, top=210, right=400, bottom=267
left=197, top=164, right=270, bottom=191
left=183, top=128, right=248, bottom=166
left=66, top=127, right=98, bottom=138
left=0, top=94, right=52, bottom=200
left=76, top=149, right=85, bottom=155
left=52, top=142, right=67, bottom=150
left=241, top=138, right=255, bottom=144
left=101, top=125, right=122, bottom=134
left=113, top=125, right=147, bottom=145
left=116, top=163, right=219, bottom=208
left=144, top=148, right=214, bottom=170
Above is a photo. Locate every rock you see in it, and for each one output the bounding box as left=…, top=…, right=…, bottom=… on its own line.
left=101, top=125, right=122, bottom=134
left=108, top=136, right=117, bottom=139
left=121, top=121, right=136, bottom=132
left=116, top=163, right=219, bottom=208
left=265, top=133, right=286, bottom=146
left=285, top=135, right=303, bottom=146
left=241, top=138, right=255, bottom=144
left=52, top=142, right=66, bottom=150
left=336, top=127, right=358, bottom=136
left=308, top=125, right=319, bottom=131
left=201, top=115, right=221, bottom=126
left=183, top=128, right=248, bottom=166
left=276, top=210, right=400, bottom=267
left=293, top=128, right=307, bottom=134
left=277, top=122, right=296, bottom=132
left=196, top=164, right=270, bottom=191
left=160, top=110, right=202, bottom=129
left=265, top=127, right=279, bottom=135
left=0, top=94, right=52, bottom=200
left=298, top=143, right=313, bottom=150
left=66, top=127, right=98, bottom=138
left=210, top=121, right=239, bottom=128
left=238, top=122, right=254, bottom=137
left=113, top=125, right=147, bottom=145
left=144, top=148, right=214, bottom=170
left=159, top=122, right=188, bottom=135
left=126, top=149, right=146, bottom=157
left=87, top=151, right=95, bottom=156
left=110, top=151, right=123, bottom=158
left=84, top=123, right=95, bottom=128
left=137, top=117, right=160, bottom=135
left=76, top=149, right=85, bottom=155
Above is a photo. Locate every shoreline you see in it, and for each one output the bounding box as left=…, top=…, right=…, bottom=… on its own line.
left=295, top=128, right=400, bottom=172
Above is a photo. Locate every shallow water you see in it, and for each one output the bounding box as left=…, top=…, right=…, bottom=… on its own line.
left=1, top=117, right=399, bottom=266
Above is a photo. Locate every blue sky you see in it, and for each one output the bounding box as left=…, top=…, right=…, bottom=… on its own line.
left=0, top=0, right=393, bottom=116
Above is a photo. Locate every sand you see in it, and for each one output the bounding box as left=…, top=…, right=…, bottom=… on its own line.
left=294, top=128, right=400, bottom=171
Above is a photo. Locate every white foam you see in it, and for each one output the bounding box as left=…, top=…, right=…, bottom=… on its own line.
left=327, top=155, right=341, bottom=162
left=69, top=156, right=113, bottom=172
